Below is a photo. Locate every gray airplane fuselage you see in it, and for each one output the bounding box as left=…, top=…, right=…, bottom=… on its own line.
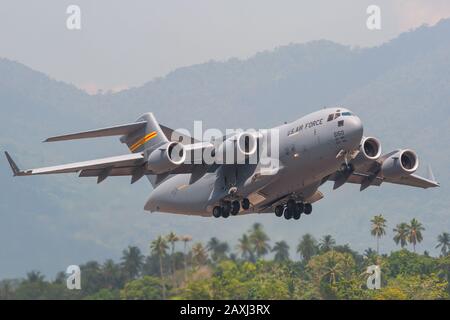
left=145, top=108, right=363, bottom=216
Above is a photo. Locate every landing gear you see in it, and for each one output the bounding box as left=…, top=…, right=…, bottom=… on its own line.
left=274, top=205, right=284, bottom=217
left=284, top=199, right=296, bottom=220
left=293, top=208, right=301, bottom=220
left=222, top=201, right=231, bottom=218
left=242, top=198, right=250, bottom=210
left=213, top=206, right=222, bottom=218
left=283, top=207, right=292, bottom=220
left=231, top=200, right=240, bottom=215
left=274, top=200, right=312, bottom=220
left=213, top=198, right=245, bottom=218
left=304, top=203, right=312, bottom=215
left=297, top=202, right=304, bottom=214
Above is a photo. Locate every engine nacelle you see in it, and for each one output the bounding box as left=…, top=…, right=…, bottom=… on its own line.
left=359, top=136, right=382, bottom=160
left=381, top=149, right=419, bottom=178
left=147, top=141, right=186, bottom=174
left=216, top=132, right=259, bottom=164
left=352, top=136, right=382, bottom=168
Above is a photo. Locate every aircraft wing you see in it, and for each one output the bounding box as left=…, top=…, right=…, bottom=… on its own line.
left=5, top=151, right=145, bottom=183
left=329, top=152, right=439, bottom=190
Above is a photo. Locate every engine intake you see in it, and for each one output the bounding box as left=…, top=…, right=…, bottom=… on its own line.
left=381, top=149, right=419, bottom=178
left=216, top=132, right=259, bottom=164
left=360, top=136, right=382, bottom=160
left=351, top=136, right=382, bottom=169
left=147, top=141, right=186, bottom=174
left=237, top=132, right=258, bottom=156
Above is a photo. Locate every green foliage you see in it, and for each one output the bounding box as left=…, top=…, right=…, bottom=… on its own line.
left=272, top=241, right=290, bottom=262
left=297, top=234, right=318, bottom=262
left=436, top=232, right=450, bottom=256
left=374, top=274, right=448, bottom=300
left=385, top=249, right=438, bottom=278
left=85, top=288, right=119, bottom=300
left=121, top=246, right=144, bottom=281
left=120, top=276, right=164, bottom=300
left=2, top=226, right=449, bottom=300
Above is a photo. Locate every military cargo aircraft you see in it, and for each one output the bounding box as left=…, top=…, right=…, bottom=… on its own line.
left=5, top=108, right=439, bottom=220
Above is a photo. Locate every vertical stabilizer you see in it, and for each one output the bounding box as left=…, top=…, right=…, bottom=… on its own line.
left=121, top=113, right=169, bottom=153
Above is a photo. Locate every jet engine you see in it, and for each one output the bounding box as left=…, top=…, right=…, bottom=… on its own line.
left=147, top=141, right=186, bottom=174
left=359, top=136, right=382, bottom=160
left=216, top=132, right=259, bottom=164
left=381, top=149, right=419, bottom=178
left=351, top=136, right=382, bottom=169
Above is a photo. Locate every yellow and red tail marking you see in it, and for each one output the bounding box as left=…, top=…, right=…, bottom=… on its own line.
left=130, top=131, right=158, bottom=152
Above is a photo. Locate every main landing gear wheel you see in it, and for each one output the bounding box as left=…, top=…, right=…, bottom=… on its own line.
left=231, top=200, right=240, bottom=215
left=274, top=205, right=284, bottom=217
left=213, top=206, right=222, bottom=218
left=222, top=201, right=231, bottom=218
left=242, top=198, right=250, bottom=210
left=283, top=207, right=292, bottom=220
left=304, top=203, right=312, bottom=215
left=297, top=202, right=304, bottom=214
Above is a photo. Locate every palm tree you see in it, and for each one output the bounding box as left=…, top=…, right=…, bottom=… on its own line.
left=407, top=218, right=425, bottom=253
left=249, top=223, right=271, bottom=259
left=236, top=234, right=255, bottom=262
left=192, top=243, right=208, bottom=267
left=436, top=232, right=450, bottom=256
left=207, top=237, right=229, bottom=262
left=121, top=246, right=144, bottom=280
left=102, top=259, right=122, bottom=289
left=319, top=235, right=336, bottom=252
left=370, top=214, right=387, bottom=254
left=166, top=232, right=179, bottom=284
left=26, top=271, right=45, bottom=283
left=393, top=222, right=409, bottom=249
left=150, top=236, right=169, bottom=299
left=272, top=241, right=290, bottom=262
left=321, top=252, right=351, bottom=285
left=180, top=235, right=192, bottom=281
left=363, top=248, right=378, bottom=265
left=297, top=234, right=318, bottom=262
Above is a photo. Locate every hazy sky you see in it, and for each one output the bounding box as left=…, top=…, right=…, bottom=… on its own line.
left=1, top=0, right=450, bottom=93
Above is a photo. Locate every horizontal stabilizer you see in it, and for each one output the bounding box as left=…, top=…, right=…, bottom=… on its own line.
left=44, top=121, right=147, bottom=142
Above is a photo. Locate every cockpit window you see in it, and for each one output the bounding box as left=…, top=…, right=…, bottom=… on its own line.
left=334, top=113, right=341, bottom=119
left=327, top=114, right=334, bottom=122
left=342, top=112, right=352, bottom=116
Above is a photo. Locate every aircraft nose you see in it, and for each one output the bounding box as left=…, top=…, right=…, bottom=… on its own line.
left=346, top=115, right=363, bottom=147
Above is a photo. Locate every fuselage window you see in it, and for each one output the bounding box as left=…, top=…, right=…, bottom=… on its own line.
left=338, top=120, right=344, bottom=127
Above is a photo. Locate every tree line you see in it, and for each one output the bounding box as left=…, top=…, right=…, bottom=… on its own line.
left=0, top=216, right=449, bottom=300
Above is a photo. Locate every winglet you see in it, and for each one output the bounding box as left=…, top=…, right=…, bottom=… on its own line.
left=4, top=151, right=20, bottom=176
left=427, top=165, right=436, bottom=183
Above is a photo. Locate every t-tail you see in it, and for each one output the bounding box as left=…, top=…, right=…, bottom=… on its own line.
left=5, top=113, right=171, bottom=186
